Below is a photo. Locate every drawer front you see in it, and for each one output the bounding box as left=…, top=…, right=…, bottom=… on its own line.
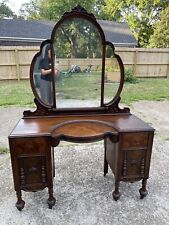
left=10, top=137, right=50, bottom=155
left=121, top=132, right=148, bottom=149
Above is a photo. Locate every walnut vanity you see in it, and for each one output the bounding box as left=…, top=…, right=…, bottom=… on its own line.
left=8, top=6, right=155, bottom=211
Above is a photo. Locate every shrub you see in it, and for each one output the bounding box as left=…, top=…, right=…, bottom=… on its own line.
left=124, top=67, right=137, bottom=83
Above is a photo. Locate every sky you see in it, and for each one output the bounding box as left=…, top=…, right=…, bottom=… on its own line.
left=6, top=0, right=29, bottom=15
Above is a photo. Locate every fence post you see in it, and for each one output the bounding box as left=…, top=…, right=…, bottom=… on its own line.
left=167, top=55, right=169, bottom=79
left=133, top=49, right=137, bottom=77
left=15, top=49, right=20, bottom=81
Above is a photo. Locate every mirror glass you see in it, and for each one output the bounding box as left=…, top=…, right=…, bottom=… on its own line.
left=53, top=17, right=102, bottom=108
left=104, top=45, right=121, bottom=104
left=33, top=43, right=53, bottom=106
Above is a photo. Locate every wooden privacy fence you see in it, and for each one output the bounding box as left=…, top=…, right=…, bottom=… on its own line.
left=0, top=46, right=169, bottom=80
left=116, top=48, right=169, bottom=78
left=0, top=46, right=38, bottom=80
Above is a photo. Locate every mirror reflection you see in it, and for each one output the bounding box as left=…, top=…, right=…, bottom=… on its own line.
left=53, top=17, right=102, bottom=108
left=33, top=43, right=53, bottom=106
left=104, top=45, right=121, bottom=104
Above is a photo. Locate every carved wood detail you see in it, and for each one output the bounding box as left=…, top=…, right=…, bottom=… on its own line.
left=140, top=158, right=145, bottom=176
left=122, top=151, right=127, bottom=177
left=104, top=97, right=130, bottom=114
left=41, top=157, right=47, bottom=183
left=63, top=5, right=96, bottom=20
left=20, top=167, right=26, bottom=186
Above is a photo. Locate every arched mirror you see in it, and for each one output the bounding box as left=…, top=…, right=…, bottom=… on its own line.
left=52, top=17, right=103, bottom=108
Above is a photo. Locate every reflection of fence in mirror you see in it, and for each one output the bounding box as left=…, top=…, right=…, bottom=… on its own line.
left=53, top=17, right=103, bottom=108
left=104, top=46, right=121, bottom=104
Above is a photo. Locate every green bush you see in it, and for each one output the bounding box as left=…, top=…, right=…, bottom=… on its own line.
left=124, top=67, right=137, bottom=83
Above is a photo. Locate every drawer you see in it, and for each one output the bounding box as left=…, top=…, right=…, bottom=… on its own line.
left=10, top=137, right=50, bottom=155
left=121, top=132, right=148, bottom=149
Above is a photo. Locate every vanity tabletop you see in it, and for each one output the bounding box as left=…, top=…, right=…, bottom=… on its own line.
left=9, top=113, right=154, bottom=138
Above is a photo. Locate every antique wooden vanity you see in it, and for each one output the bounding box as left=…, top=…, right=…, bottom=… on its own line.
left=8, top=6, right=155, bottom=211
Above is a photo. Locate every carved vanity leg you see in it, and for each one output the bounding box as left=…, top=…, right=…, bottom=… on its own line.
left=104, top=139, right=108, bottom=176
left=104, top=162, right=108, bottom=177
left=112, top=181, right=121, bottom=201
left=52, top=147, right=55, bottom=177
left=47, top=187, right=56, bottom=209
left=139, top=178, right=148, bottom=199
left=104, top=158, right=108, bottom=176
left=15, top=190, right=25, bottom=211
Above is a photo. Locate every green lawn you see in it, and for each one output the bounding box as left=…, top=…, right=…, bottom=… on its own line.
left=0, top=78, right=169, bottom=107
left=0, top=80, right=34, bottom=107
left=121, top=78, right=169, bottom=105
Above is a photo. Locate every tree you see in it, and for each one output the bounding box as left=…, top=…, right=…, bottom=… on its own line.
left=149, top=6, right=169, bottom=48
left=100, top=0, right=169, bottom=47
left=0, top=1, right=16, bottom=18
left=18, top=0, right=98, bottom=20
left=18, top=0, right=40, bottom=19
left=18, top=0, right=103, bottom=58
left=35, top=0, right=96, bottom=21
left=99, top=0, right=124, bottom=21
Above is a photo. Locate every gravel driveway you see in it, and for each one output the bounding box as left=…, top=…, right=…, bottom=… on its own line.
left=0, top=101, right=169, bottom=225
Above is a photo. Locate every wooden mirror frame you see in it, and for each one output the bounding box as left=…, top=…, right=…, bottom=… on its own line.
left=24, top=5, right=130, bottom=117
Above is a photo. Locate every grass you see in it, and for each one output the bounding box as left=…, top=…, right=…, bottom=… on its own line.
left=0, top=147, right=9, bottom=154
left=121, top=78, right=169, bottom=105
left=0, top=77, right=169, bottom=107
left=0, top=80, right=34, bottom=107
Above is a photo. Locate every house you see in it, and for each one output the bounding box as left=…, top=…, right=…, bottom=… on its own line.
left=0, top=19, right=138, bottom=47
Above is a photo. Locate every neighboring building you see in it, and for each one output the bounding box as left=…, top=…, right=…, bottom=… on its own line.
left=0, top=19, right=138, bottom=47
left=98, top=20, right=138, bottom=47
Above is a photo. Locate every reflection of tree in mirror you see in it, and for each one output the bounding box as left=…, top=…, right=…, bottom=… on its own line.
left=54, top=18, right=102, bottom=58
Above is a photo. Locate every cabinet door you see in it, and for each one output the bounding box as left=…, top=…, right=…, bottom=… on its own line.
left=18, top=155, right=47, bottom=191
left=121, top=149, right=146, bottom=181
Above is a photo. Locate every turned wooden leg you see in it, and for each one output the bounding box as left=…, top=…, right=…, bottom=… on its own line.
left=139, top=178, right=148, bottom=199
left=104, top=158, right=108, bottom=177
left=47, top=187, right=56, bottom=209
left=15, top=190, right=25, bottom=211
left=112, top=181, right=121, bottom=201
left=104, top=140, right=108, bottom=176
left=52, top=147, right=55, bottom=177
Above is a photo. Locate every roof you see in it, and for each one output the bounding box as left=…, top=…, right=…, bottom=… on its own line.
left=98, top=20, right=137, bottom=47
left=0, top=18, right=137, bottom=47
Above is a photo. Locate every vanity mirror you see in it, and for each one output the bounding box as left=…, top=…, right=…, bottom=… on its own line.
left=25, top=5, right=128, bottom=117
